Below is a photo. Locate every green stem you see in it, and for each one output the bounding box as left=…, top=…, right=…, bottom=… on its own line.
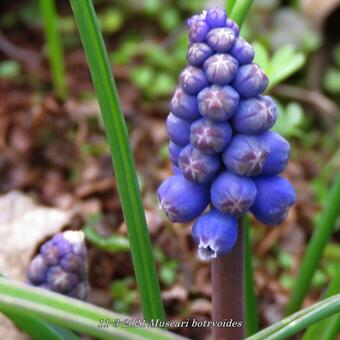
left=247, top=294, right=340, bottom=340
left=244, top=215, right=259, bottom=336
left=230, top=0, right=253, bottom=26
left=303, top=268, right=340, bottom=340
left=286, top=173, right=340, bottom=315
left=39, top=0, right=67, bottom=99
left=69, top=0, right=165, bottom=321
left=226, top=0, right=237, bottom=15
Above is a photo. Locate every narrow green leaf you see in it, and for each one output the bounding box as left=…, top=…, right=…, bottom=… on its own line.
left=230, top=0, right=253, bottom=27
left=226, top=0, right=237, bottom=15
left=303, top=269, right=340, bottom=340
left=69, top=0, right=165, bottom=321
left=247, top=294, right=340, bottom=340
left=0, top=278, right=184, bottom=340
left=0, top=273, right=78, bottom=339
left=39, top=0, right=68, bottom=99
left=286, top=173, right=340, bottom=315
left=244, top=215, right=259, bottom=336
left=84, top=225, right=130, bottom=252
left=3, top=310, right=78, bottom=340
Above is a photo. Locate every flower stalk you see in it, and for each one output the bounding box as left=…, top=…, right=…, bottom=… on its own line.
left=211, top=220, right=244, bottom=339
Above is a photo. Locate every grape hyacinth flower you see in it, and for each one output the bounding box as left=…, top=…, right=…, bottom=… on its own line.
left=158, top=7, right=296, bottom=260
left=166, top=113, right=191, bottom=146
left=192, top=209, right=238, bottom=260
left=27, top=231, right=89, bottom=300
left=251, top=176, right=296, bottom=225
left=198, top=85, right=239, bottom=121
left=158, top=174, right=209, bottom=222
left=211, top=172, right=257, bottom=217
left=190, top=118, right=232, bottom=153
left=223, top=135, right=269, bottom=176
left=178, top=144, right=221, bottom=183
left=231, top=96, right=277, bottom=134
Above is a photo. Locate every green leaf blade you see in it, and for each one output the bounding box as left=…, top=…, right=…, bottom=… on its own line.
left=0, top=278, right=184, bottom=340
left=69, top=0, right=164, bottom=321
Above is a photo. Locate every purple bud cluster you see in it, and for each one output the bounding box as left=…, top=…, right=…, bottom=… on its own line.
left=158, top=8, right=296, bottom=261
left=27, top=231, right=89, bottom=300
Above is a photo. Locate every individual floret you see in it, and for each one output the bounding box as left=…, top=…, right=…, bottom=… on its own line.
left=187, top=43, right=213, bottom=67
left=225, top=18, right=239, bottom=36
left=232, top=64, right=268, bottom=97
left=204, top=54, right=239, bottom=85
left=170, top=87, right=200, bottom=121
left=187, top=12, right=209, bottom=43
left=251, top=176, right=296, bottom=225
left=192, top=209, right=238, bottom=260
left=231, top=96, right=277, bottom=134
left=190, top=118, right=232, bottom=154
left=206, top=28, right=236, bottom=53
left=158, top=174, right=210, bottom=222
left=197, top=85, right=239, bottom=121
left=178, top=144, right=221, bottom=183
left=205, top=8, right=227, bottom=28
left=211, top=171, right=257, bottom=217
left=223, top=135, right=269, bottom=176
left=166, top=113, right=191, bottom=146
left=230, top=37, right=255, bottom=65
left=169, top=141, right=183, bottom=166
left=179, top=65, right=209, bottom=95
left=261, top=131, right=291, bottom=175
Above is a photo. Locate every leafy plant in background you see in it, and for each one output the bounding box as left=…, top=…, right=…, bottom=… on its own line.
left=0, top=0, right=340, bottom=340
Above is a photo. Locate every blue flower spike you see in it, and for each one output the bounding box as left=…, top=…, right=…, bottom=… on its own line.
left=28, top=231, right=89, bottom=300
left=158, top=7, right=296, bottom=260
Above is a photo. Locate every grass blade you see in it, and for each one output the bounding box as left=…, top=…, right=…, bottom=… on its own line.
left=303, top=268, right=340, bottom=340
left=286, top=173, right=340, bottom=315
left=247, top=294, right=340, bottom=340
left=39, top=0, right=67, bottom=99
left=0, top=278, right=184, bottom=340
left=244, top=215, right=259, bottom=336
left=226, top=0, right=237, bottom=15
left=68, top=0, right=165, bottom=321
left=230, top=0, right=253, bottom=26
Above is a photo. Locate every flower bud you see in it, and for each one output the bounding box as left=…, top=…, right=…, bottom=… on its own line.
left=28, top=231, right=89, bottom=300
left=179, top=65, right=209, bottom=95
left=251, top=176, right=296, bottom=225
left=166, top=113, right=191, bottom=146
left=192, top=209, right=238, bottom=260
left=169, top=141, right=183, bottom=166
left=223, top=135, right=269, bottom=176
left=206, top=8, right=227, bottom=28
left=178, top=144, right=221, bottom=183
left=170, top=87, right=200, bottom=121
left=190, top=118, right=232, bottom=154
left=187, top=43, right=213, bottom=66
left=231, top=96, right=277, bottom=134
left=211, top=171, right=257, bottom=217
left=198, top=84, right=239, bottom=122
left=158, top=174, right=210, bottom=222
left=225, top=18, right=239, bottom=36
left=232, top=64, right=268, bottom=97
left=206, top=28, right=236, bottom=53
left=261, top=131, right=291, bottom=175
left=187, top=12, right=209, bottom=42
left=230, top=37, right=255, bottom=65
left=204, top=54, right=239, bottom=85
